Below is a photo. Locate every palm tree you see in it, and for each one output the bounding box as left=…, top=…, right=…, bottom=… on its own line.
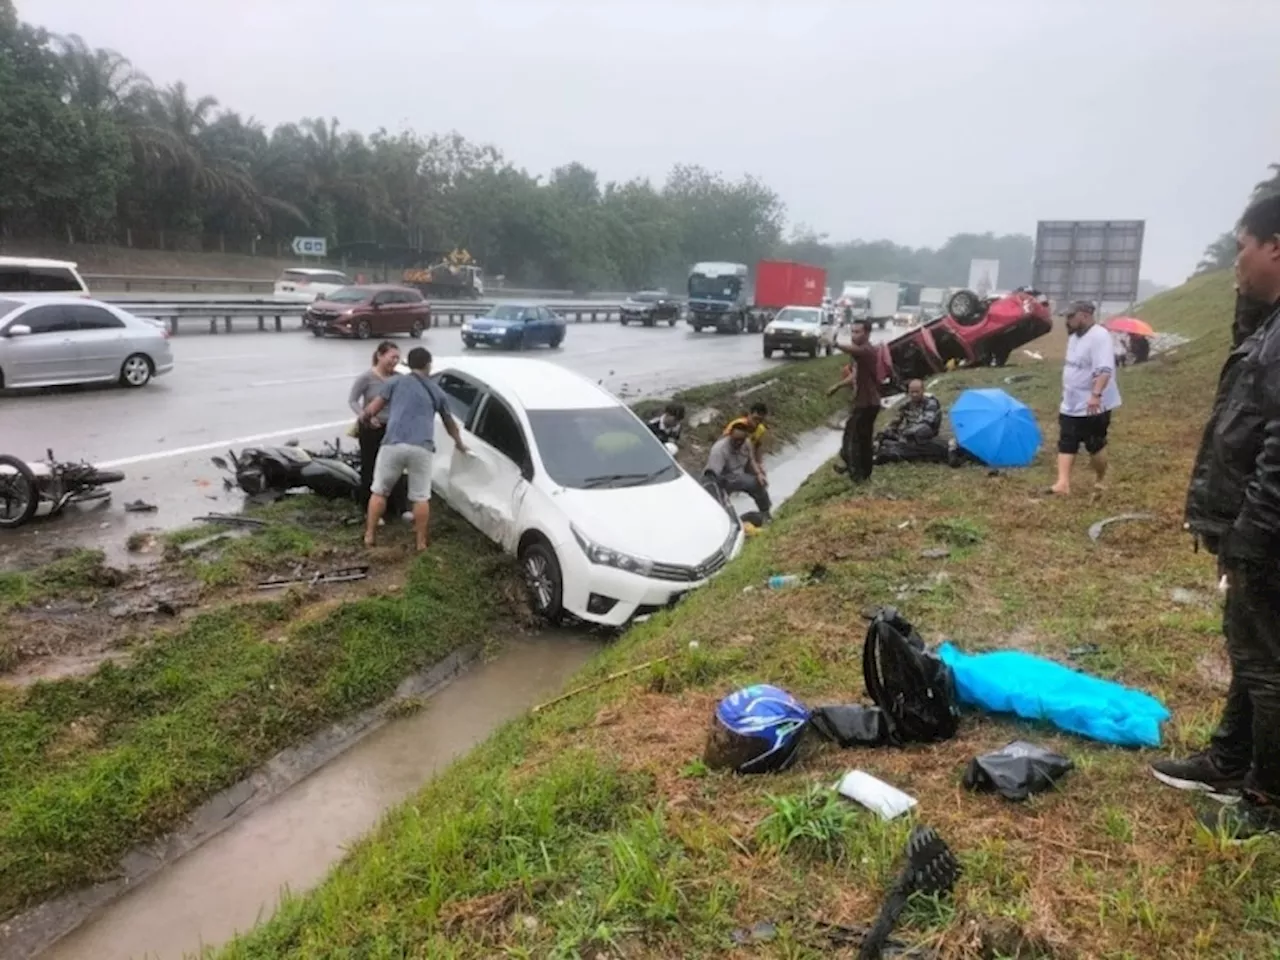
left=55, top=33, right=145, bottom=114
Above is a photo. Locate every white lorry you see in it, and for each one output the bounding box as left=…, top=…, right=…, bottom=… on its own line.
left=838, top=281, right=900, bottom=329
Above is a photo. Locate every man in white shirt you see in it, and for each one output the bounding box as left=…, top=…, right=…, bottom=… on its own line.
left=1050, top=301, right=1122, bottom=496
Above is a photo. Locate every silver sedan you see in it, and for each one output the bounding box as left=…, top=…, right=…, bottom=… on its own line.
left=0, top=296, right=174, bottom=390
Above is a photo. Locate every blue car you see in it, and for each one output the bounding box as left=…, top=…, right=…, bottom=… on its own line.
left=461, top=304, right=566, bottom=350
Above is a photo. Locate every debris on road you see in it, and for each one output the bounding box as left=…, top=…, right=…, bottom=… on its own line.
left=1087, top=512, right=1155, bottom=543
left=531, top=655, right=673, bottom=714
left=194, top=513, right=268, bottom=528
left=257, top=565, right=370, bottom=590
left=963, top=740, right=1074, bottom=801
left=124, top=499, right=157, bottom=513
left=860, top=826, right=961, bottom=959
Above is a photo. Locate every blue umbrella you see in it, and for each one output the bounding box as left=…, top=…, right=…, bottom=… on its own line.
left=948, top=388, right=1042, bottom=468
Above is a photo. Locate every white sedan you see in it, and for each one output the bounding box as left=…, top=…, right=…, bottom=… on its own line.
left=0, top=295, right=174, bottom=390
left=422, top=356, right=744, bottom=626
left=273, top=268, right=351, bottom=303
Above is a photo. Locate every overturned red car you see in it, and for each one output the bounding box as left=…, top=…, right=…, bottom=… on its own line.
left=875, top=287, right=1053, bottom=393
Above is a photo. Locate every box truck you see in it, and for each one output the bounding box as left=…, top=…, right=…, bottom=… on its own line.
left=686, top=259, right=826, bottom=334
left=838, top=281, right=900, bottom=329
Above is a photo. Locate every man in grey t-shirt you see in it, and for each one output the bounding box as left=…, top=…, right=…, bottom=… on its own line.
left=703, top=422, right=771, bottom=516
left=358, top=346, right=468, bottom=551
left=1051, top=301, right=1122, bottom=496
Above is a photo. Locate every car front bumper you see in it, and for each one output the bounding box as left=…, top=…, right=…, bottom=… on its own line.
left=558, top=529, right=745, bottom=627
left=764, top=333, right=822, bottom=351
left=462, top=328, right=519, bottom=346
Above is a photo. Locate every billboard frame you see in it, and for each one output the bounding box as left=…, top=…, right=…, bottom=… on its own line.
left=1032, top=220, right=1145, bottom=307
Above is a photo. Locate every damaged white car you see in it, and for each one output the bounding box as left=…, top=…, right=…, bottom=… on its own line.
left=422, top=356, right=744, bottom=626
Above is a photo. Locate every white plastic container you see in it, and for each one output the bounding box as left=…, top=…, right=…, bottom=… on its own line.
left=836, top=769, right=918, bottom=820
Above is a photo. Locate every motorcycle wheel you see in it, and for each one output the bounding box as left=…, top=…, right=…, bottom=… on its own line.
left=0, top=454, right=39, bottom=529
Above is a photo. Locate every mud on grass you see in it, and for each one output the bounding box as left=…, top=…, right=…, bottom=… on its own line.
left=221, top=296, right=1278, bottom=959
left=0, top=500, right=518, bottom=919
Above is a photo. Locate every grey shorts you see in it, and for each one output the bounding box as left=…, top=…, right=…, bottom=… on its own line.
left=371, top=443, right=434, bottom=503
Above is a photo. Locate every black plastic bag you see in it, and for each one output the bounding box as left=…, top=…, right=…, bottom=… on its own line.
left=809, top=705, right=891, bottom=747
left=963, top=740, right=1074, bottom=801
left=863, top=607, right=960, bottom=744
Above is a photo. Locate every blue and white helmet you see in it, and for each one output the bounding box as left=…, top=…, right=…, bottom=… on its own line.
left=711, top=684, right=809, bottom=774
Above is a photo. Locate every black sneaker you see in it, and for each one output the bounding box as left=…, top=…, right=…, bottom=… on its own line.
left=1197, top=796, right=1280, bottom=842
left=1150, top=752, right=1246, bottom=800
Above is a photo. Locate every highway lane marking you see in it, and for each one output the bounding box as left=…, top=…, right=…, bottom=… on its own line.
left=250, top=373, right=356, bottom=387
left=96, top=420, right=352, bottom=469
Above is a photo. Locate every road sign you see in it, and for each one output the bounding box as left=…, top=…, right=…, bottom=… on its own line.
left=967, top=259, right=1000, bottom=297
left=291, top=236, right=328, bottom=257
left=1032, top=220, right=1145, bottom=307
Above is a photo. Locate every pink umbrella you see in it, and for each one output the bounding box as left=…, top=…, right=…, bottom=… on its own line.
left=1106, top=316, right=1154, bottom=337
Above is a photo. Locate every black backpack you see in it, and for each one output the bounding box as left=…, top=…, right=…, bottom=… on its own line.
left=862, top=607, right=960, bottom=744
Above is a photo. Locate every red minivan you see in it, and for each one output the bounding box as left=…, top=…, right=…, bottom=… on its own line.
left=305, top=285, right=431, bottom=339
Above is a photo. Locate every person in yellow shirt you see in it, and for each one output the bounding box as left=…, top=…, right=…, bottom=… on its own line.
left=724, top=402, right=769, bottom=482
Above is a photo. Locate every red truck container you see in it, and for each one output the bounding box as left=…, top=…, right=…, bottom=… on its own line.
left=754, top=259, right=827, bottom=310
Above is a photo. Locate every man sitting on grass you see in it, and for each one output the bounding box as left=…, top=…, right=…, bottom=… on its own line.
left=704, top=422, right=771, bottom=519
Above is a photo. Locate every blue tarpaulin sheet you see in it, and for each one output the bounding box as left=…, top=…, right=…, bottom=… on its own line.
left=937, top=643, right=1170, bottom=748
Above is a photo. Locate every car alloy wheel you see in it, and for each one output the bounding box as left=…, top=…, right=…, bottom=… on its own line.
left=519, top=540, right=563, bottom=622
left=120, top=354, right=152, bottom=388
left=355, top=318, right=372, bottom=340
left=410, top=319, right=424, bottom=338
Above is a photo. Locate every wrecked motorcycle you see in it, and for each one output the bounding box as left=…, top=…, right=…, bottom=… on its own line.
left=0, top=450, right=126, bottom=530
left=212, top=439, right=362, bottom=500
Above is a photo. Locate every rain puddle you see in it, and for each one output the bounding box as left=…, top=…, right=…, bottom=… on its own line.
left=38, top=633, right=599, bottom=960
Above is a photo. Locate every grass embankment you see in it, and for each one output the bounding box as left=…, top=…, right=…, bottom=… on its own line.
left=0, top=499, right=508, bottom=918
left=0, top=356, right=851, bottom=921
left=221, top=271, right=1280, bottom=959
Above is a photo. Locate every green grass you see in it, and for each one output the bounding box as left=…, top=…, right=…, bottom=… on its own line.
left=213, top=271, right=1280, bottom=959
left=0, top=510, right=509, bottom=917
left=0, top=550, right=120, bottom=615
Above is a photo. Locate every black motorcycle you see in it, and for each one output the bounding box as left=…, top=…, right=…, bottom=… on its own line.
left=212, top=439, right=361, bottom=501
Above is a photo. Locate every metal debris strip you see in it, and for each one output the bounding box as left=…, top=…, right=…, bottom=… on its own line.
left=1087, top=512, right=1156, bottom=543
left=257, top=565, right=370, bottom=590
left=736, top=377, right=779, bottom=399
left=194, top=513, right=268, bottom=528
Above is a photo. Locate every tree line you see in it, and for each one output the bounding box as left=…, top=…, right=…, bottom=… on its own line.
left=1, top=0, right=1035, bottom=292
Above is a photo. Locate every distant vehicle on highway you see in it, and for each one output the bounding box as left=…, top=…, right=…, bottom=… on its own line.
left=879, top=286, right=1052, bottom=389
left=0, top=257, right=91, bottom=297
left=423, top=356, right=743, bottom=625
left=305, top=285, right=429, bottom=339
left=686, top=259, right=826, bottom=335
left=619, top=290, right=680, bottom=327
left=274, top=267, right=351, bottom=302
left=762, top=305, right=837, bottom=359
left=460, top=304, right=565, bottom=350
left=0, top=295, right=173, bottom=390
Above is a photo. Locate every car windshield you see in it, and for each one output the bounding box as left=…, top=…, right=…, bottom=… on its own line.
left=688, top=275, right=740, bottom=299
left=775, top=308, right=820, bottom=325
left=526, top=407, right=681, bottom=490
left=630, top=292, right=662, bottom=303
left=324, top=287, right=372, bottom=303
left=485, top=305, right=529, bottom=321
left=0, top=299, right=22, bottom=322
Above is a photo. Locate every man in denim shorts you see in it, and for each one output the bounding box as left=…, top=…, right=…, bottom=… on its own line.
left=359, top=346, right=468, bottom=550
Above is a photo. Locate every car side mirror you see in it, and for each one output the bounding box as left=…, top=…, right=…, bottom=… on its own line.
left=371, top=300, right=382, bottom=309
left=5, top=324, right=31, bottom=338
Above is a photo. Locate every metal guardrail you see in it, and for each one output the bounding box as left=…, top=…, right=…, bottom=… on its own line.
left=115, top=299, right=630, bottom=335
left=85, top=273, right=629, bottom=300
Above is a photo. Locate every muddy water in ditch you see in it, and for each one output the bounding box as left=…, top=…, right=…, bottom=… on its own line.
left=38, top=427, right=843, bottom=960
left=41, top=633, right=599, bottom=960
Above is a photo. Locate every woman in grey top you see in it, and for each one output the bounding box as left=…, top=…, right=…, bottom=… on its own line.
left=349, top=341, right=401, bottom=507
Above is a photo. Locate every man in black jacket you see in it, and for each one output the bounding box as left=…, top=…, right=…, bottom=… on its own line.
left=1151, top=193, right=1280, bottom=839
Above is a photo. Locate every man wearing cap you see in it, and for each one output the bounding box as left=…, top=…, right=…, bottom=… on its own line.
left=1050, top=301, right=1121, bottom=496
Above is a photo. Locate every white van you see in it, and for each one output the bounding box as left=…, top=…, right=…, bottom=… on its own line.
left=274, top=268, right=351, bottom=302
left=0, top=257, right=91, bottom=297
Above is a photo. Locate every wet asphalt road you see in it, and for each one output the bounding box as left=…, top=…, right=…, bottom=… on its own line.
left=1, top=323, right=890, bottom=561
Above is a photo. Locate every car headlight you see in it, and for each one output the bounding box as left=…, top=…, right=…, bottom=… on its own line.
left=461, top=322, right=473, bottom=333
left=802, top=330, right=815, bottom=338
left=572, top=526, right=654, bottom=577
left=764, top=324, right=777, bottom=335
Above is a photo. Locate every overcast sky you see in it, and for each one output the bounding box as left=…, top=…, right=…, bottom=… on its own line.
left=18, top=0, right=1280, bottom=284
